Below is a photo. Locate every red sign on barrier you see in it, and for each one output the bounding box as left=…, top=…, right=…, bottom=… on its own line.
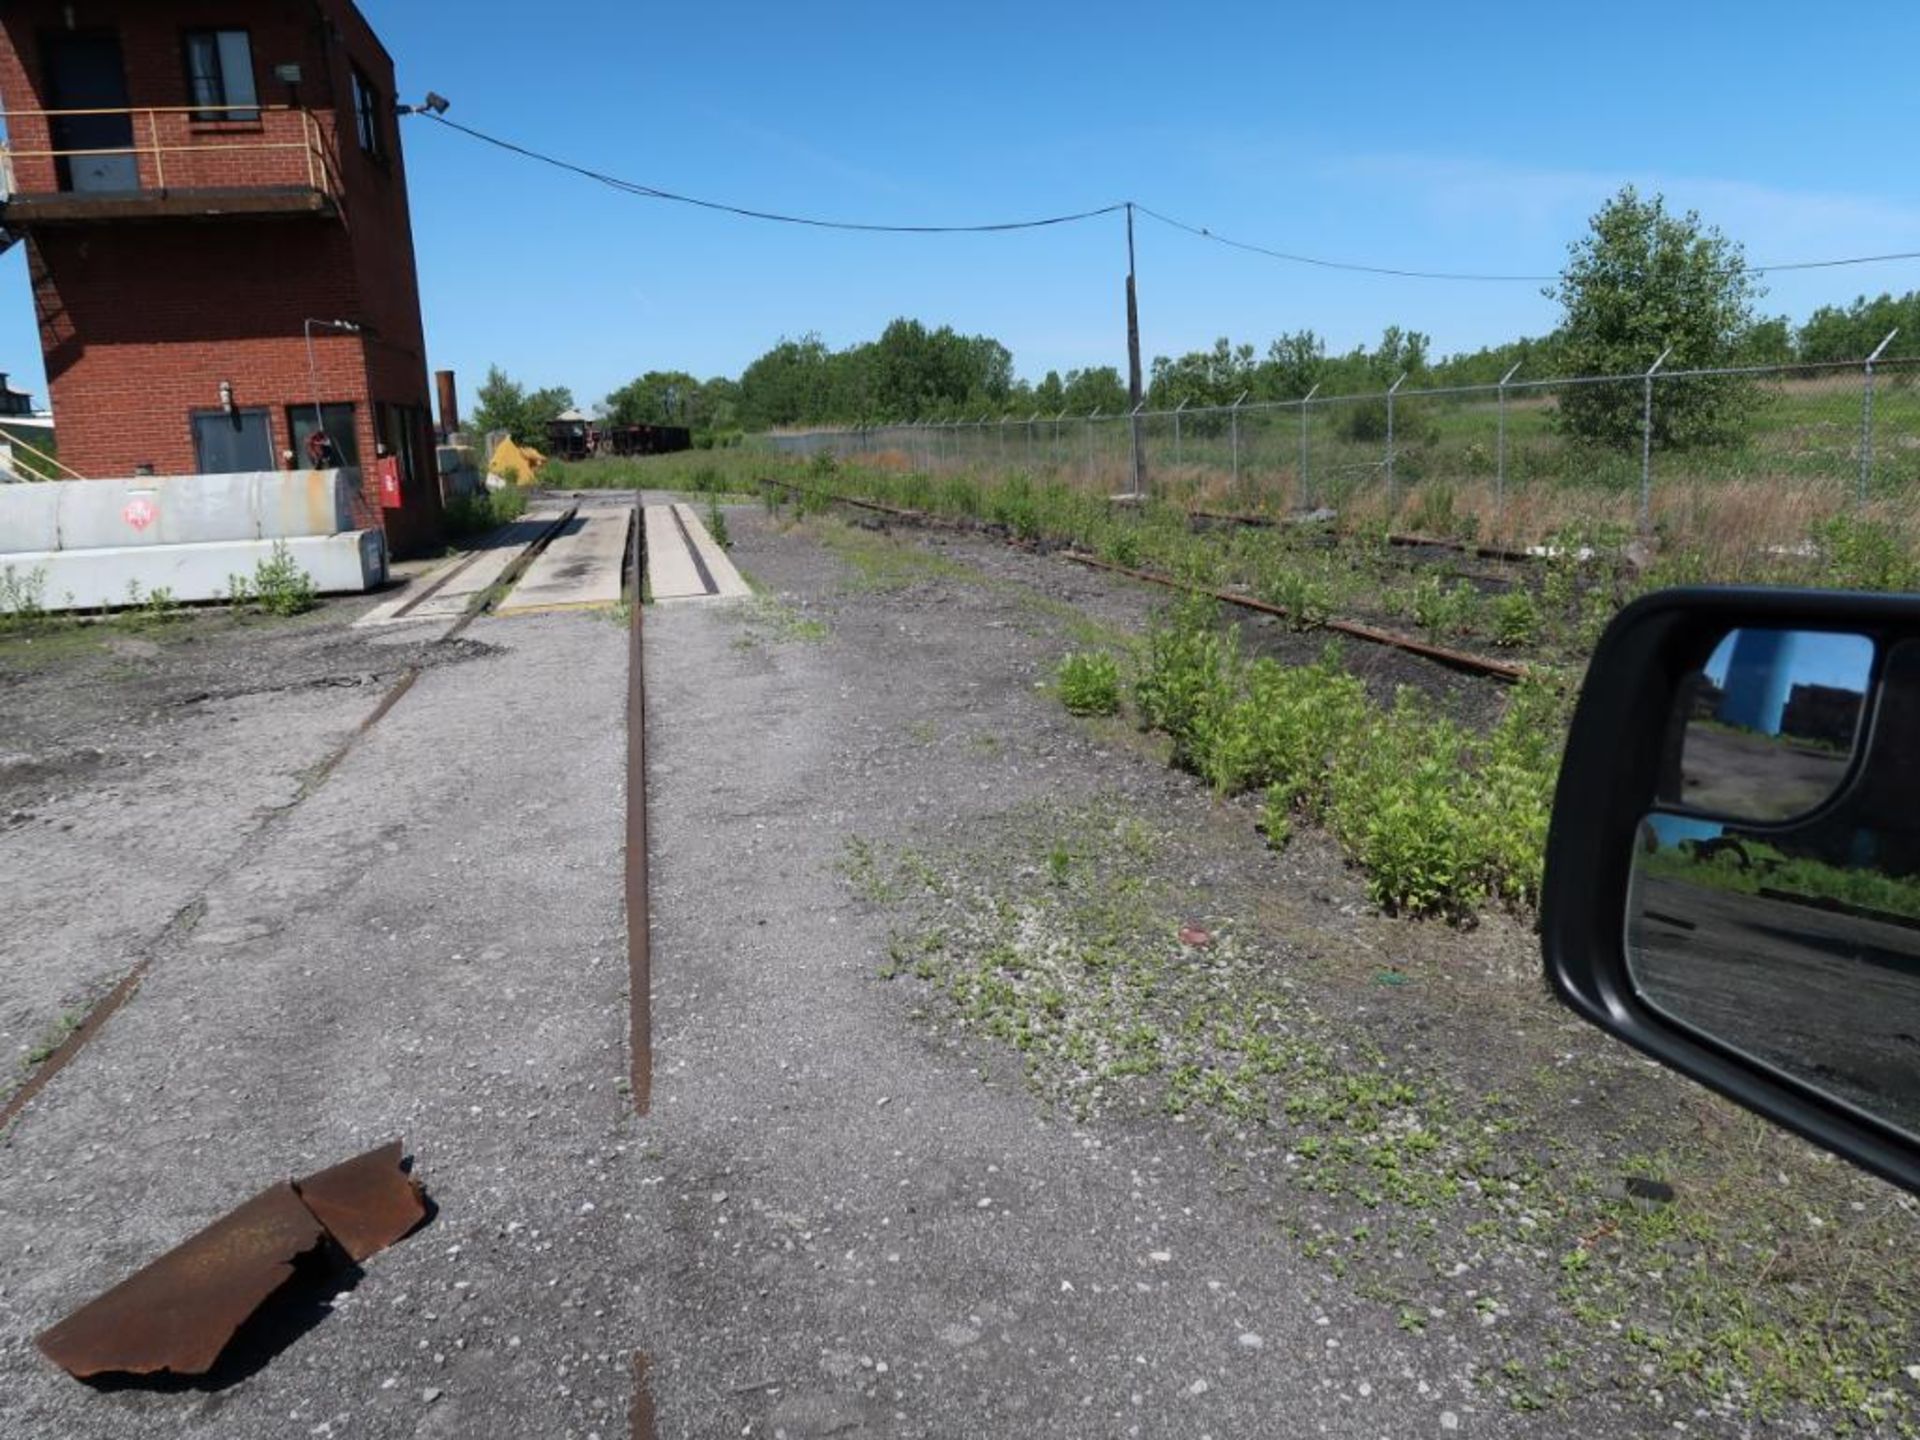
left=123, top=496, right=157, bottom=531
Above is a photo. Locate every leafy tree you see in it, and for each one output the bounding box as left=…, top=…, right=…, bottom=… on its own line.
left=471, top=365, right=574, bottom=446
left=1260, top=330, right=1326, bottom=399
left=605, top=370, right=704, bottom=427
left=1548, top=187, right=1761, bottom=448
left=1796, top=291, right=1920, bottom=365
left=1147, top=337, right=1256, bottom=409
left=737, top=334, right=836, bottom=429
left=1059, top=366, right=1129, bottom=414
left=1737, top=316, right=1795, bottom=367
left=1032, top=370, right=1067, bottom=413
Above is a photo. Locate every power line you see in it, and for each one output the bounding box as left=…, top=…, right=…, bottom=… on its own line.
left=419, top=114, right=1124, bottom=234
left=1135, top=205, right=1556, bottom=282
left=1138, top=204, right=1920, bottom=282
left=419, top=114, right=1920, bottom=280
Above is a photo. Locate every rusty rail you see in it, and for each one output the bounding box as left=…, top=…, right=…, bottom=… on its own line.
left=626, top=503, right=652, bottom=1115
left=761, top=478, right=1530, bottom=684
left=1056, top=551, right=1531, bottom=682
left=1186, top=507, right=1540, bottom=564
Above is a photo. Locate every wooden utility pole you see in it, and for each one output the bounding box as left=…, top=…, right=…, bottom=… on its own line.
left=1125, top=203, right=1146, bottom=498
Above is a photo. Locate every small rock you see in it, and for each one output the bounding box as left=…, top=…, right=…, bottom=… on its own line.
left=422, top=1387, right=443, bottom=1404
left=1236, top=1333, right=1264, bottom=1350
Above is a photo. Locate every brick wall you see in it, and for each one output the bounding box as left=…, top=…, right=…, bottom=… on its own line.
left=0, top=1, right=444, bottom=555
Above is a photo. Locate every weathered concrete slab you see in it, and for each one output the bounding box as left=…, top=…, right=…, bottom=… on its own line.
left=354, top=509, right=566, bottom=629
left=0, top=470, right=363, bottom=551
left=496, top=509, right=629, bottom=615
left=643, top=503, right=747, bottom=602
left=671, top=503, right=750, bottom=598
left=643, top=504, right=704, bottom=600
left=1, top=531, right=385, bottom=611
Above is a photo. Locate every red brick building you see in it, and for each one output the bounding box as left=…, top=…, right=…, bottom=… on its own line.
left=0, top=1, right=443, bottom=554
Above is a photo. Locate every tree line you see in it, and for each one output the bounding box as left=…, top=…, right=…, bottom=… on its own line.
left=472, top=187, right=1920, bottom=453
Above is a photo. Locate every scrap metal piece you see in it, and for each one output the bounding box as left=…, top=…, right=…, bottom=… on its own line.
left=36, top=1139, right=427, bottom=1383
left=295, top=1140, right=426, bottom=1264
left=36, top=1183, right=329, bottom=1380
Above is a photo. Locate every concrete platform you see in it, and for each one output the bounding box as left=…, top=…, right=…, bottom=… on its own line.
left=355, top=509, right=567, bottom=629
left=496, top=508, right=630, bottom=615
left=644, top=503, right=749, bottom=602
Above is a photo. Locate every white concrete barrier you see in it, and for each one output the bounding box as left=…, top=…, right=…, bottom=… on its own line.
left=0, top=470, right=385, bottom=611
left=0, top=470, right=363, bottom=551
left=2, top=533, right=385, bottom=611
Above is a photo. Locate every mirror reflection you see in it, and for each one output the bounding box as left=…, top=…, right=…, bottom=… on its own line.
left=1629, top=636, right=1920, bottom=1141
left=1677, top=628, right=1873, bottom=822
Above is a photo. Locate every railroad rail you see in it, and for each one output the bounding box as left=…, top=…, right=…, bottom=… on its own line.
left=760, top=478, right=1530, bottom=684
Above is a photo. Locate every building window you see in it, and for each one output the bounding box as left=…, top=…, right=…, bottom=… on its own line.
left=191, top=409, right=273, bottom=474
left=288, top=403, right=360, bottom=470
left=184, top=30, right=258, bottom=121
left=351, top=65, right=385, bottom=158
left=376, top=402, right=422, bottom=490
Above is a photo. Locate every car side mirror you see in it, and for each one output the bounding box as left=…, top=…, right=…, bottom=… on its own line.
left=1543, top=586, right=1920, bottom=1195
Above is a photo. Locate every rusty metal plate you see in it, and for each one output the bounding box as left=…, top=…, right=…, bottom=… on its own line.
left=36, top=1140, right=427, bottom=1383
left=36, top=1183, right=328, bottom=1380
left=294, top=1140, right=425, bottom=1264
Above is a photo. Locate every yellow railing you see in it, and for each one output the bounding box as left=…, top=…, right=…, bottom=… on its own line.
left=0, top=104, right=334, bottom=200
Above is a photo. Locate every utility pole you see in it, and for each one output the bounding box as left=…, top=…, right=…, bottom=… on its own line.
left=1125, top=203, right=1146, bottom=499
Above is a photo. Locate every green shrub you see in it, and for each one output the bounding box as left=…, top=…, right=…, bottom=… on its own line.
left=444, top=486, right=530, bottom=538
left=0, top=563, right=48, bottom=623
left=1058, top=651, right=1121, bottom=716
left=1327, top=693, right=1484, bottom=916
left=941, top=474, right=982, bottom=518
left=1405, top=484, right=1459, bottom=538
left=1132, top=596, right=1238, bottom=771
left=706, top=500, right=731, bottom=550
left=899, top=471, right=934, bottom=512
left=1812, top=513, right=1919, bottom=592
left=253, top=542, right=317, bottom=617
left=1490, top=590, right=1541, bottom=648
left=1259, top=565, right=1333, bottom=631
left=1100, top=526, right=1142, bottom=569
left=1411, top=575, right=1481, bottom=636
left=1260, top=784, right=1296, bottom=848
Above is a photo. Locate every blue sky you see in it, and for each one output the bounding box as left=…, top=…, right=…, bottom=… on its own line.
left=6, top=1, right=1920, bottom=410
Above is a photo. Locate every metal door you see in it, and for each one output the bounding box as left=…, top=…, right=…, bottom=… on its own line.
left=192, top=410, right=274, bottom=474
left=45, top=33, right=137, bottom=192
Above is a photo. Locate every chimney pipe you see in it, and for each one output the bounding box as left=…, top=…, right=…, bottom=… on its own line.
left=435, top=369, right=459, bottom=439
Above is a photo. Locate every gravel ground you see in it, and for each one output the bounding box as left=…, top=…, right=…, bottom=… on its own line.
left=0, top=499, right=1911, bottom=1438
left=0, top=600, right=635, bottom=1438
left=0, top=597, right=493, bottom=1098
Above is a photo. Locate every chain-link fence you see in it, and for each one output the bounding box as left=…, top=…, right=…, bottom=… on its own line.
left=768, top=351, right=1920, bottom=549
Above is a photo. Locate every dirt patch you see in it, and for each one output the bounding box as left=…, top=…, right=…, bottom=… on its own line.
left=745, top=509, right=1920, bottom=1435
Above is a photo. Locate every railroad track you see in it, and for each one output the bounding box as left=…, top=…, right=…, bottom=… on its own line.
left=1187, top=507, right=1542, bottom=565
left=761, top=478, right=1530, bottom=685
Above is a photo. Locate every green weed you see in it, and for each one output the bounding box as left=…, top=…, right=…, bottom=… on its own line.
left=1056, top=651, right=1121, bottom=716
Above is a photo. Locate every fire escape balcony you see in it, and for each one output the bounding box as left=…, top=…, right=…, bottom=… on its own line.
left=0, top=104, right=340, bottom=229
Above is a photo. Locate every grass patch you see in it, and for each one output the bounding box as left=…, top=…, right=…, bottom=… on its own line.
left=1121, top=593, right=1565, bottom=916
left=444, top=485, right=529, bottom=538
left=23, top=1009, right=82, bottom=1066
left=1056, top=651, right=1121, bottom=715
left=731, top=593, right=829, bottom=646
left=849, top=800, right=1920, bottom=1432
